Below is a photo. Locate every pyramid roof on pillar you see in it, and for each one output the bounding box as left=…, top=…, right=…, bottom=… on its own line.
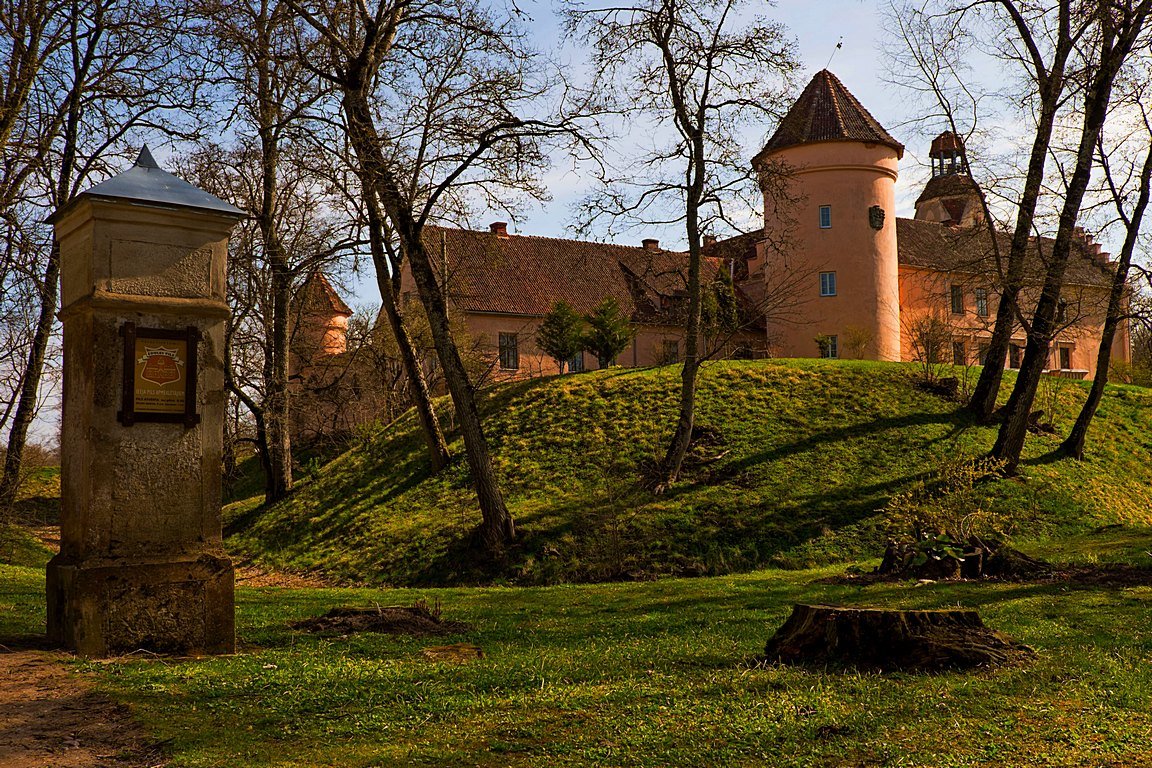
left=755, top=70, right=904, bottom=162
left=50, top=146, right=245, bottom=222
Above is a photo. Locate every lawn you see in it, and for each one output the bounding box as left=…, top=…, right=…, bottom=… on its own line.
left=5, top=557, right=1152, bottom=767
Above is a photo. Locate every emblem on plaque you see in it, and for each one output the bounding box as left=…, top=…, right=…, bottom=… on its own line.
left=138, top=346, right=183, bottom=386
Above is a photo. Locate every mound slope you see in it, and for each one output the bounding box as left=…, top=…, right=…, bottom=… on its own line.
left=225, top=360, right=1152, bottom=585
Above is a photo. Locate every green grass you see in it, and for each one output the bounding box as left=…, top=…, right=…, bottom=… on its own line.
left=226, top=360, right=1152, bottom=585
left=5, top=563, right=1152, bottom=766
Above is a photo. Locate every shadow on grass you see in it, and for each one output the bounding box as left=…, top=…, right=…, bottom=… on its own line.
left=701, top=411, right=968, bottom=487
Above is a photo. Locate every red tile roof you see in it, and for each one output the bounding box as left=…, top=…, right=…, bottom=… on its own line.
left=896, top=218, right=1113, bottom=287
left=915, top=173, right=981, bottom=206
left=930, top=131, right=965, bottom=156
left=387, top=219, right=1112, bottom=327
left=297, top=270, right=353, bottom=317
left=423, top=226, right=752, bottom=322
left=755, top=70, right=904, bottom=161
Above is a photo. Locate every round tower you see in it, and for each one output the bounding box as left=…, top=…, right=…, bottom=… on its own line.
left=753, top=69, right=902, bottom=361
left=914, top=131, right=984, bottom=227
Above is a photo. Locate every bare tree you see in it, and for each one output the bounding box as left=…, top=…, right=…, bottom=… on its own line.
left=994, top=1, right=1152, bottom=471
left=283, top=0, right=589, bottom=549
left=0, top=0, right=71, bottom=209
left=311, top=148, right=451, bottom=471
left=0, top=0, right=212, bottom=506
left=189, top=0, right=342, bottom=502
left=564, top=0, right=796, bottom=488
left=179, top=139, right=355, bottom=500
left=1061, top=79, right=1152, bottom=458
left=892, top=1, right=1092, bottom=422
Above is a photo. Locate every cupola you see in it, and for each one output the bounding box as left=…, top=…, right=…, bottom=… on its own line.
left=915, top=132, right=984, bottom=227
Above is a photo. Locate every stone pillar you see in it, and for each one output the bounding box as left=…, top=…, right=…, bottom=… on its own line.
left=46, top=149, right=243, bottom=657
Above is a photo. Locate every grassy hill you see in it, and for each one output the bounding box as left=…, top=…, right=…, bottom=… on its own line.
left=225, top=359, right=1152, bottom=585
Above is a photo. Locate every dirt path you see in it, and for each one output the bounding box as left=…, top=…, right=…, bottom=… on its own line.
left=0, top=644, right=167, bottom=768
left=1, top=524, right=329, bottom=767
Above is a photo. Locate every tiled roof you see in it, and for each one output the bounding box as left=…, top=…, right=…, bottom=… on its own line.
left=297, top=270, right=353, bottom=317
left=915, top=173, right=981, bottom=206
left=391, top=219, right=1111, bottom=328
left=422, top=226, right=756, bottom=323
left=896, top=218, right=1113, bottom=287
left=755, top=70, right=904, bottom=161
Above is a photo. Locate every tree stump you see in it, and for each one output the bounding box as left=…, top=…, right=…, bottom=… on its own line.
left=763, top=604, right=1034, bottom=671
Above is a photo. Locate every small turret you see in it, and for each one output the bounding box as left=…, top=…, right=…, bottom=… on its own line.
left=290, top=271, right=353, bottom=372
left=915, top=132, right=984, bottom=227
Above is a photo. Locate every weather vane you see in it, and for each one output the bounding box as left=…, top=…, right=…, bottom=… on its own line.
left=826, top=36, right=844, bottom=68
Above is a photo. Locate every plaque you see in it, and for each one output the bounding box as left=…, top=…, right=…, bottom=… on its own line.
left=868, top=204, right=886, bottom=230
left=118, top=323, right=200, bottom=426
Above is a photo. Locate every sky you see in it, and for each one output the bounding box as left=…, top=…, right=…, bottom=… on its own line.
left=508, top=0, right=931, bottom=240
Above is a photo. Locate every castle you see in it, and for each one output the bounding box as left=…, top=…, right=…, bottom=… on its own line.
left=294, top=69, right=1127, bottom=418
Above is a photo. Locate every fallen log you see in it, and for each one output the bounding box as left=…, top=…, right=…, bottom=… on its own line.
left=763, top=604, right=1034, bottom=671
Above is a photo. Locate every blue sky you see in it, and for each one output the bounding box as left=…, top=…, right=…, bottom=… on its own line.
left=515, top=0, right=925, bottom=241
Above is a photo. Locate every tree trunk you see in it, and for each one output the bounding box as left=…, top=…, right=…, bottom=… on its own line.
left=1061, top=303, right=1124, bottom=460
left=1060, top=145, right=1152, bottom=459
left=967, top=63, right=1068, bottom=420
left=343, top=87, right=513, bottom=548
left=658, top=203, right=703, bottom=487
left=263, top=260, right=293, bottom=502
left=0, top=244, right=59, bottom=508
left=994, top=18, right=1138, bottom=471
left=763, top=604, right=1034, bottom=671
left=361, top=180, right=449, bottom=471
left=254, top=5, right=292, bottom=504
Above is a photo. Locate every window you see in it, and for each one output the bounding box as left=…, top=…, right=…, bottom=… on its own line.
left=952, top=341, right=966, bottom=366
left=1056, top=299, right=1068, bottom=324
left=975, top=288, right=989, bottom=318
left=1009, top=343, right=1023, bottom=369
left=977, top=343, right=989, bottom=365
left=818, top=334, right=838, bottom=359
left=819, top=205, right=832, bottom=229
left=661, top=339, right=680, bottom=364
left=498, top=332, right=519, bottom=370
left=820, top=271, right=837, bottom=297
left=950, top=285, right=964, bottom=314
left=568, top=352, right=584, bottom=373
left=1058, top=346, right=1072, bottom=370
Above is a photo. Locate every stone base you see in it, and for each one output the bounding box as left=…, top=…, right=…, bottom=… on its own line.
left=46, top=553, right=234, bottom=657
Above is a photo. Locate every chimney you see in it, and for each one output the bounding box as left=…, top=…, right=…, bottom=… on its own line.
left=642, top=238, right=659, bottom=251
left=489, top=221, right=509, bottom=238
left=703, top=234, right=717, bottom=248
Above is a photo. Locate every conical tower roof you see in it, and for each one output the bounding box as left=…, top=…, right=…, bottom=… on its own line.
left=51, top=146, right=244, bottom=221
left=755, top=70, right=904, bottom=162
